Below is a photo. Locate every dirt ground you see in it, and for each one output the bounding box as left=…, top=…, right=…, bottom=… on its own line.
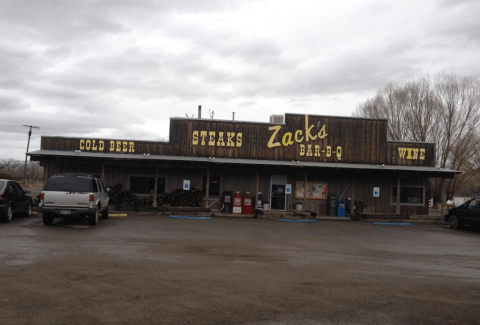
left=1, top=212, right=480, bottom=325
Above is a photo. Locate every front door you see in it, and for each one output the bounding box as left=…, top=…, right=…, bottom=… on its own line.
left=271, top=175, right=287, bottom=210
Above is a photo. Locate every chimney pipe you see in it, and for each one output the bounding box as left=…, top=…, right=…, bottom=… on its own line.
left=232, top=112, right=235, bottom=121
left=198, top=105, right=201, bottom=119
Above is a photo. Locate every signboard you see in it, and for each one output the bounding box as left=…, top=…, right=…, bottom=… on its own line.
left=285, top=184, right=292, bottom=194
left=183, top=180, right=190, bottom=191
left=373, top=187, right=380, bottom=197
left=295, top=181, right=328, bottom=200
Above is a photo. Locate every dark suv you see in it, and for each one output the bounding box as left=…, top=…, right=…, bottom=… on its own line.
left=444, top=197, right=480, bottom=229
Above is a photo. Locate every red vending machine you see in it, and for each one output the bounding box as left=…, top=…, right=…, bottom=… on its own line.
left=242, top=192, right=253, bottom=215
left=233, top=191, right=243, bottom=214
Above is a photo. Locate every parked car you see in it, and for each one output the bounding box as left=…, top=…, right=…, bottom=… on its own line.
left=444, top=197, right=480, bottom=229
left=39, top=174, right=110, bottom=226
left=0, top=179, right=33, bottom=222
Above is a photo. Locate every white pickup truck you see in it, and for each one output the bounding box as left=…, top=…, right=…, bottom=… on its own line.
left=39, top=174, right=110, bottom=226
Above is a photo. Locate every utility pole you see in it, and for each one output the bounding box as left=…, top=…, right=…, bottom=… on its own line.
left=23, top=125, right=40, bottom=186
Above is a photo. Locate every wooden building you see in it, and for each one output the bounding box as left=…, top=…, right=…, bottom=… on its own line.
left=28, top=113, right=459, bottom=216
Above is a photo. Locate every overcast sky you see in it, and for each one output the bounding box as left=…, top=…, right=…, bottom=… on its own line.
left=1, top=0, right=479, bottom=161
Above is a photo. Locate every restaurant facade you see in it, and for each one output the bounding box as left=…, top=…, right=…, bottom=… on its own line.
left=28, top=112, right=459, bottom=217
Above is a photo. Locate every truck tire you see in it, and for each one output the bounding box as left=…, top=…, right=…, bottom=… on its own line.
left=24, top=202, right=32, bottom=217
left=101, top=206, right=109, bottom=219
left=89, top=208, right=99, bottom=226
left=3, top=205, right=13, bottom=222
left=43, top=213, right=54, bottom=226
left=448, top=215, right=460, bottom=229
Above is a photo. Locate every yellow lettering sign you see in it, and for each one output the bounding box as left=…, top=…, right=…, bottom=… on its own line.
left=200, top=131, right=207, bottom=145
left=295, top=130, right=304, bottom=143
left=317, top=124, right=327, bottom=139
left=191, top=130, right=243, bottom=148
left=192, top=131, right=199, bottom=145
left=208, top=131, right=216, bottom=146
left=282, top=132, right=294, bottom=146
left=217, top=132, right=225, bottom=146
left=227, top=132, right=235, bottom=147
left=398, top=148, right=407, bottom=159
left=304, top=115, right=317, bottom=142
left=398, top=147, right=426, bottom=160
left=306, top=144, right=313, bottom=156
left=236, top=133, right=242, bottom=147
left=267, top=125, right=282, bottom=148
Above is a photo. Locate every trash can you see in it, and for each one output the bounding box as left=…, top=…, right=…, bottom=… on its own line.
left=337, top=200, right=346, bottom=217
left=295, top=203, right=303, bottom=211
left=263, top=202, right=270, bottom=210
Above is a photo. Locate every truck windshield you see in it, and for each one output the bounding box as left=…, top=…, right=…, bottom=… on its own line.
left=43, top=177, right=92, bottom=192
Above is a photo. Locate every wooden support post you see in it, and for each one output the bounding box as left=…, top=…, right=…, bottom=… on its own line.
left=205, top=167, right=210, bottom=208
left=396, top=176, right=401, bottom=215
left=43, top=161, right=48, bottom=184
left=255, top=170, right=260, bottom=208
left=153, top=167, right=159, bottom=207
left=350, top=176, right=355, bottom=218
left=100, top=164, right=105, bottom=184
left=303, top=173, right=308, bottom=209
left=440, top=178, right=445, bottom=216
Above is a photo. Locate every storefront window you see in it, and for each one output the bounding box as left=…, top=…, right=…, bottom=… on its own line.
left=129, top=176, right=165, bottom=194
left=203, top=176, right=220, bottom=196
left=392, top=186, right=424, bottom=206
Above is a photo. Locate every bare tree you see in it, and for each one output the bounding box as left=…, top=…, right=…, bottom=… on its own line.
left=354, top=73, right=480, bottom=201
left=0, top=159, right=21, bottom=175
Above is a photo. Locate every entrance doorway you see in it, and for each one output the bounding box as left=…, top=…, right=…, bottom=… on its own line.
left=270, top=175, right=287, bottom=210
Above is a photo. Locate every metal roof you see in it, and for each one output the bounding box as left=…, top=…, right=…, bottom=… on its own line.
left=28, top=149, right=460, bottom=176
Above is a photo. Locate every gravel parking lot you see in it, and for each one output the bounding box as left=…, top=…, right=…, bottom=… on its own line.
left=1, top=213, right=480, bottom=325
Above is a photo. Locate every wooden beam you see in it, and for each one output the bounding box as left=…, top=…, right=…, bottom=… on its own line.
left=153, top=167, right=159, bottom=207
left=440, top=178, right=445, bottom=217
left=100, top=164, right=105, bottom=184
left=303, top=173, right=308, bottom=209
left=43, top=161, right=48, bottom=184
left=255, top=170, right=260, bottom=209
left=396, top=176, right=401, bottom=215
left=350, top=176, right=355, bottom=218
left=205, top=167, right=210, bottom=208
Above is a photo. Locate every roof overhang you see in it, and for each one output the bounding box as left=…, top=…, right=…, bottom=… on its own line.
left=28, top=150, right=460, bottom=178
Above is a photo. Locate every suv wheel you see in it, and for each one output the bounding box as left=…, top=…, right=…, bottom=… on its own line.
left=3, top=205, right=13, bottom=222
left=25, top=202, right=32, bottom=217
left=43, top=213, right=54, bottom=226
left=448, top=215, right=460, bottom=229
left=89, top=208, right=99, bottom=226
left=101, top=205, right=109, bottom=219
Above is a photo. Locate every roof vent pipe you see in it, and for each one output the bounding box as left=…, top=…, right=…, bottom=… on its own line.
left=198, top=105, right=201, bottom=119
left=232, top=112, right=235, bottom=121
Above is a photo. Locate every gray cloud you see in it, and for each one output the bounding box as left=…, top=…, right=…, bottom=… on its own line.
left=0, top=0, right=479, bottom=160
